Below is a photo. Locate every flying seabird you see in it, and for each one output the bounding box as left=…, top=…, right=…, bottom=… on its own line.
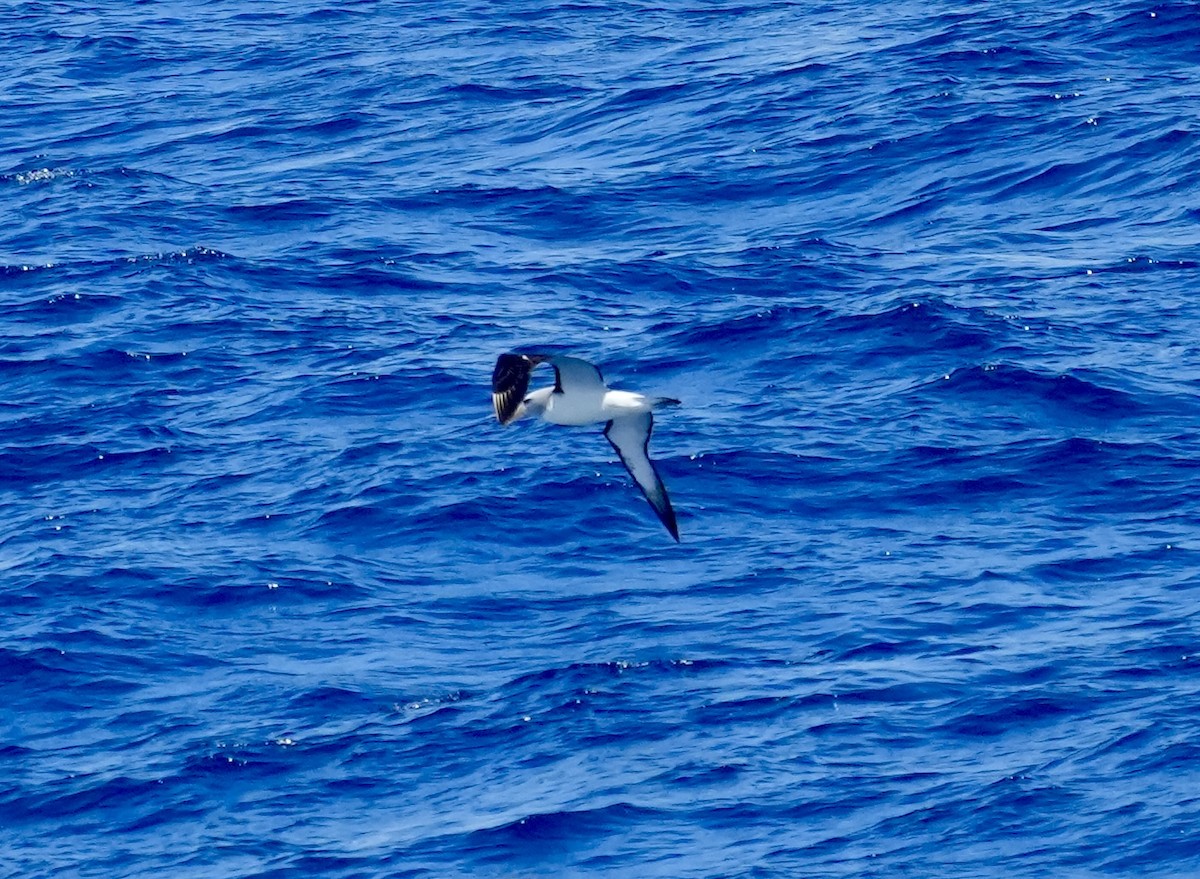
left=491, top=352, right=681, bottom=541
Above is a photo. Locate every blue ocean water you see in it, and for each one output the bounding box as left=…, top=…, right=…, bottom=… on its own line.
left=4, top=1, right=1200, bottom=876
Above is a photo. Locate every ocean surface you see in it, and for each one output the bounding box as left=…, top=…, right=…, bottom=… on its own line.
left=3, top=1, right=1200, bottom=876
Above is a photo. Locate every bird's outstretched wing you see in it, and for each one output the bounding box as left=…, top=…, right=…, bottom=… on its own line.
left=492, top=353, right=547, bottom=425
left=604, top=412, right=679, bottom=542
left=548, top=355, right=606, bottom=394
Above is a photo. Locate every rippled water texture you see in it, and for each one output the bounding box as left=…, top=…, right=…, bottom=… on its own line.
left=3, top=2, right=1200, bottom=877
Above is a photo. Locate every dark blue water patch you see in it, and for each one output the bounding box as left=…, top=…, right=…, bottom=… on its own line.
left=307, top=258, right=453, bottom=295
left=985, top=127, right=1200, bottom=207
left=1101, top=5, right=1200, bottom=62
left=0, top=248, right=232, bottom=298
left=1106, top=642, right=1200, bottom=682
left=285, top=685, right=381, bottom=718
left=444, top=802, right=668, bottom=867
left=442, top=80, right=574, bottom=103
left=0, top=442, right=150, bottom=488
left=0, top=645, right=70, bottom=683
left=503, top=657, right=722, bottom=694
left=836, top=298, right=1008, bottom=358
left=659, top=295, right=1014, bottom=392
left=0, top=643, right=145, bottom=711
left=1119, top=739, right=1200, bottom=776
left=923, top=364, right=1142, bottom=419
left=174, top=739, right=302, bottom=794
left=224, top=198, right=339, bottom=224
left=1090, top=252, right=1200, bottom=276
left=937, top=689, right=1092, bottom=738
left=687, top=692, right=815, bottom=727
left=314, top=501, right=421, bottom=541
left=413, top=183, right=642, bottom=242
left=1026, top=544, right=1193, bottom=587
left=991, top=152, right=1118, bottom=201
left=667, top=304, right=834, bottom=352
left=10, top=771, right=170, bottom=830
left=420, top=469, right=656, bottom=549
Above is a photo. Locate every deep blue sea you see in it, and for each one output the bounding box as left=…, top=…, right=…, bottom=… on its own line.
left=4, top=1, right=1200, bottom=876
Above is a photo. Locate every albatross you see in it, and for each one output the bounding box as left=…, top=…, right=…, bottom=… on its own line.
left=491, top=352, right=681, bottom=541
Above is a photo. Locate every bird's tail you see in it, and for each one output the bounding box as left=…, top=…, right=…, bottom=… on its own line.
left=651, top=396, right=681, bottom=409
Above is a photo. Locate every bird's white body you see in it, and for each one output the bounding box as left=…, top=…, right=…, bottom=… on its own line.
left=491, top=352, right=681, bottom=541
left=525, top=387, right=651, bottom=426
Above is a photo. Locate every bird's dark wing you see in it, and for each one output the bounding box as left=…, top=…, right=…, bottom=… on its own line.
left=492, top=353, right=549, bottom=424
left=604, top=412, right=679, bottom=542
